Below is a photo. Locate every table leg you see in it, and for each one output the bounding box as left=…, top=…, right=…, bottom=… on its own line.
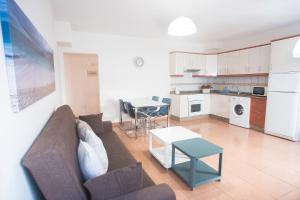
left=119, top=103, right=122, bottom=126
left=218, top=153, right=223, bottom=177
left=164, top=144, right=169, bottom=169
left=134, top=107, right=138, bottom=138
left=167, top=105, right=170, bottom=127
left=171, top=145, right=175, bottom=168
left=149, top=132, right=153, bottom=152
left=189, top=157, right=196, bottom=189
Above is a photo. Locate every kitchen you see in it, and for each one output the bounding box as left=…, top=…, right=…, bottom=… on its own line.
left=170, top=35, right=300, bottom=141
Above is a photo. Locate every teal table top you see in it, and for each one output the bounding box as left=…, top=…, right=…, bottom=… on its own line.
left=172, top=138, right=223, bottom=158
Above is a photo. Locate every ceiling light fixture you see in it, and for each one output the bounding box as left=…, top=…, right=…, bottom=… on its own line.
left=293, top=39, right=300, bottom=58
left=168, top=16, right=197, bottom=36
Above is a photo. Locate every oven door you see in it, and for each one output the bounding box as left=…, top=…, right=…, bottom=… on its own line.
left=188, top=100, right=203, bottom=116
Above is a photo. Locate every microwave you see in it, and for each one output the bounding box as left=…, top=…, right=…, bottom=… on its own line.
left=252, top=86, right=267, bottom=96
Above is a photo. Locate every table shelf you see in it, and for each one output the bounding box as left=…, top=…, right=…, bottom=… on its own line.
left=172, top=160, right=221, bottom=188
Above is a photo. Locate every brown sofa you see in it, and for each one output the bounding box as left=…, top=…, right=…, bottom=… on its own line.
left=22, top=105, right=175, bottom=200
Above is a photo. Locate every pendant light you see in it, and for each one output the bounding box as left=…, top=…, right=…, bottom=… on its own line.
left=168, top=16, right=197, bottom=36
left=293, top=39, right=300, bottom=58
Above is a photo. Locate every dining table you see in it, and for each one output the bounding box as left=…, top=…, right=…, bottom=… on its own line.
left=121, top=98, right=170, bottom=137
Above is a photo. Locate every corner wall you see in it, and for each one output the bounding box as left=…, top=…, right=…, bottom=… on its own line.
left=0, top=0, right=60, bottom=199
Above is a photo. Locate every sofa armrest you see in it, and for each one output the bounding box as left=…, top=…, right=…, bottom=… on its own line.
left=109, top=184, right=176, bottom=200
left=84, top=162, right=143, bottom=200
left=103, top=121, right=113, bottom=132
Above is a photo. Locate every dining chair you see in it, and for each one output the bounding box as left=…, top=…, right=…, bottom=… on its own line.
left=119, top=99, right=132, bottom=131
left=126, top=102, right=148, bottom=137
left=152, top=96, right=159, bottom=101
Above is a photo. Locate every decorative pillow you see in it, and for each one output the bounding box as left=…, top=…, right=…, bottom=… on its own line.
left=85, top=128, right=109, bottom=173
left=77, top=120, right=93, bottom=140
left=79, top=113, right=104, bottom=135
left=84, top=162, right=143, bottom=200
left=78, top=140, right=106, bottom=181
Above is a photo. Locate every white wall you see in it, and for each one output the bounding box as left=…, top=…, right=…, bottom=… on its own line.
left=60, top=32, right=182, bottom=122
left=221, top=22, right=300, bottom=51
left=0, top=0, right=60, bottom=199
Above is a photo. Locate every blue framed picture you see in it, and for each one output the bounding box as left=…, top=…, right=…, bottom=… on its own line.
left=0, top=0, right=55, bottom=113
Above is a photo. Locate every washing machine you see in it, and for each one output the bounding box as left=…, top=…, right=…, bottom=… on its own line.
left=229, top=96, right=251, bottom=128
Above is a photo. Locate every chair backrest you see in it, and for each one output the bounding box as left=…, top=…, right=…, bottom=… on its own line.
left=159, top=98, right=171, bottom=116
left=152, top=96, right=159, bottom=101
left=126, top=102, right=136, bottom=119
left=119, top=99, right=128, bottom=114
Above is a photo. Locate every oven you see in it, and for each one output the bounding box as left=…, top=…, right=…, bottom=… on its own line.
left=188, top=95, right=204, bottom=116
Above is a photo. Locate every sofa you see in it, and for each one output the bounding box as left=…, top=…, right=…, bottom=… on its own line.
left=22, top=105, right=175, bottom=200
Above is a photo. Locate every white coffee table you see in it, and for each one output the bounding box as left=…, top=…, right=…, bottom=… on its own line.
left=149, top=126, right=201, bottom=169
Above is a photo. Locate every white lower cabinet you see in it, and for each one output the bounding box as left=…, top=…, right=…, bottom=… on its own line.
left=210, top=94, right=230, bottom=119
left=170, top=94, right=189, bottom=118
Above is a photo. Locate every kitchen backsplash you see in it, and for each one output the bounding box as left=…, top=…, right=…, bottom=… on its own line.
left=171, top=72, right=268, bottom=93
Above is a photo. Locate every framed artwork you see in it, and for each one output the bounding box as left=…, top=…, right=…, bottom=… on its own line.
left=0, top=0, right=55, bottom=112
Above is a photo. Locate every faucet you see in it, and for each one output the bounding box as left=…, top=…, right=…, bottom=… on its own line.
left=236, top=86, right=240, bottom=95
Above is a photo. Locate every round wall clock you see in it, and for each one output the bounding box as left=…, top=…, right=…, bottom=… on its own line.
left=134, top=57, right=144, bottom=67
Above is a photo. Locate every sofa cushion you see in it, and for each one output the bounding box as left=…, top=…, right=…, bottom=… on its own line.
left=84, top=129, right=108, bottom=173
left=79, top=113, right=104, bottom=135
left=22, top=105, right=88, bottom=200
left=84, top=162, right=143, bottom=200
left=78, top=140, right=106, bottom=181
left=77, top=120, right=93, bottom=140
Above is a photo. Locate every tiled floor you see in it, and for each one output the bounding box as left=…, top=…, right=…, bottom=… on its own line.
left=114, top=118, right=300, bottom=200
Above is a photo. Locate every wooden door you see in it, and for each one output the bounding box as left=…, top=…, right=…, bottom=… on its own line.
left=64, top=53, right=100, bottom=116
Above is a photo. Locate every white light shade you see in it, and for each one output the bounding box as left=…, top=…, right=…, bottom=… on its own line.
left=168, top=17, right=197, bottom=36
left=293, top=39, right=300, bottom=58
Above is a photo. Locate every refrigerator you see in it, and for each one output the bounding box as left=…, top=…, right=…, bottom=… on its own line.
left=265, top=72, right=300, bottom=141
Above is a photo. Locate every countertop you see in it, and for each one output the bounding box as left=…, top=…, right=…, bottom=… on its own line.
left=170, top=90, right=266, bottom=98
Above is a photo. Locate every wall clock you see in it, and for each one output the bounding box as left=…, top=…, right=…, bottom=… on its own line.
left=134, top=57, right=144, bottom=67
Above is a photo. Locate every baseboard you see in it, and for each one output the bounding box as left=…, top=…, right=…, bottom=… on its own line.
left=250, top=125, right=264, bottom=133
left=170, top=115, right=210, bottom=121
left=209, top=114, right=229, bottom=123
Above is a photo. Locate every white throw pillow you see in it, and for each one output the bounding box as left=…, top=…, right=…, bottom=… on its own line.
left=84, top=129, right=109, bottom=173
left=78, top=140, right=106, bottom=181
left=77, top=120, right=92, bottom=140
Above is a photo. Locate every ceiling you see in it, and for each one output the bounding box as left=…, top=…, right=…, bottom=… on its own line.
left=51, top=0, right=300, bottom=43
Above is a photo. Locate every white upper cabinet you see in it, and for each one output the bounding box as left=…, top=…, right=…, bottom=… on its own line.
left=260, top=45, right=271, bottom=73
left=217, top=45, right=270, bottom=75
left=170, top=52, right=213, bottom=76
left=170, top=52, right=184, bottom=76
left=206, top=55, right=218, bottom=76
left=271, top=36, right=300, bottom=73
left=248, top=47, right=261, bottom=73
left=217, top=53, right=228, bottom=75
left=238, top=49, right=249, bottom=73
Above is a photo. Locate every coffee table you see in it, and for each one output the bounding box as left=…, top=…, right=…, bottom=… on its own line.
left=149, top=126, right=201, bottom=169
left=171, top=138, right=223, bottom=189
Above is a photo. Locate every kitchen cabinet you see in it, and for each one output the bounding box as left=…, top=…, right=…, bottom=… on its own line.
left=217, top=45, right=270, bottom=75
left=205, top=55, right=218, bottom=76
left=210, top=94, right=230, bottom=119
left=170, top=52, right=184, bottom=76
left=202, top=94, right=211, bottom=114
left=217, top=53, right=228, bottom=75
left=170, top=94, right=189, bottom=118
left=250, top=96, right=267, bottom=130
left=271, top=36, right=300, bottom=73
left=170, top=52, right=212, bottom=76
left=260, top=45, right=271, bottom=73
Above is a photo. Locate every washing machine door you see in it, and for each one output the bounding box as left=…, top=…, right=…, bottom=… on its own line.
left=234, top=104, right=244, bottom=116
